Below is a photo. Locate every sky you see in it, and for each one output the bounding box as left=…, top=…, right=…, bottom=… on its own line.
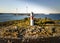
left=0, top=0, right=60, bottom=13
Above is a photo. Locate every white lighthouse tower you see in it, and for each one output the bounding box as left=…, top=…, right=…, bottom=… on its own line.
left=30, top=12, right=34, bottom=26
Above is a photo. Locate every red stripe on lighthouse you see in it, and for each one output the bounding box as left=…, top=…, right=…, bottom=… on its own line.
left=30, top=16, right=34, bottom=20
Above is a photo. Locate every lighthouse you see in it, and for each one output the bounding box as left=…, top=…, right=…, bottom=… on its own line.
left=30, top=12, right=34, bottom=26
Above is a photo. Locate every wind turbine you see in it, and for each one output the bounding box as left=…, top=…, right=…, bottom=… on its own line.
left=30, top=12, right=34, bottom=26
left=26, top=6, right=34, bottom=26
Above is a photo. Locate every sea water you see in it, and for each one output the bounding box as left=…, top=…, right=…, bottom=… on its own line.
left=0, top=13, right=60, bottom=22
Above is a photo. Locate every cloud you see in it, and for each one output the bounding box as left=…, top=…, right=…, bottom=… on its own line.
left=0, top=0, right=60, bottom=13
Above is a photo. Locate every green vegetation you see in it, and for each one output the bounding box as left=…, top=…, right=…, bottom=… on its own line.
left=0, top=18, right=30, bottom=27
left=0, top=17, right=60, bottom=27
left=0, top=17, right=60, bottom=39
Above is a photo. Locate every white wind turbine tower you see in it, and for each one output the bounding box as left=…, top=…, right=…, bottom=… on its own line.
left=26, top=6, right=34, bottom=26
left=30, top=12, right=34, bottom=26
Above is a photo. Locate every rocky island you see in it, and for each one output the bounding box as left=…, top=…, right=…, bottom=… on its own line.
left=0, top=17, right=60, bottom=43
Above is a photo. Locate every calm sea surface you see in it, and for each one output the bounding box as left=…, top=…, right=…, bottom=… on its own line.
left=0, top=13, right=60, bottom=22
